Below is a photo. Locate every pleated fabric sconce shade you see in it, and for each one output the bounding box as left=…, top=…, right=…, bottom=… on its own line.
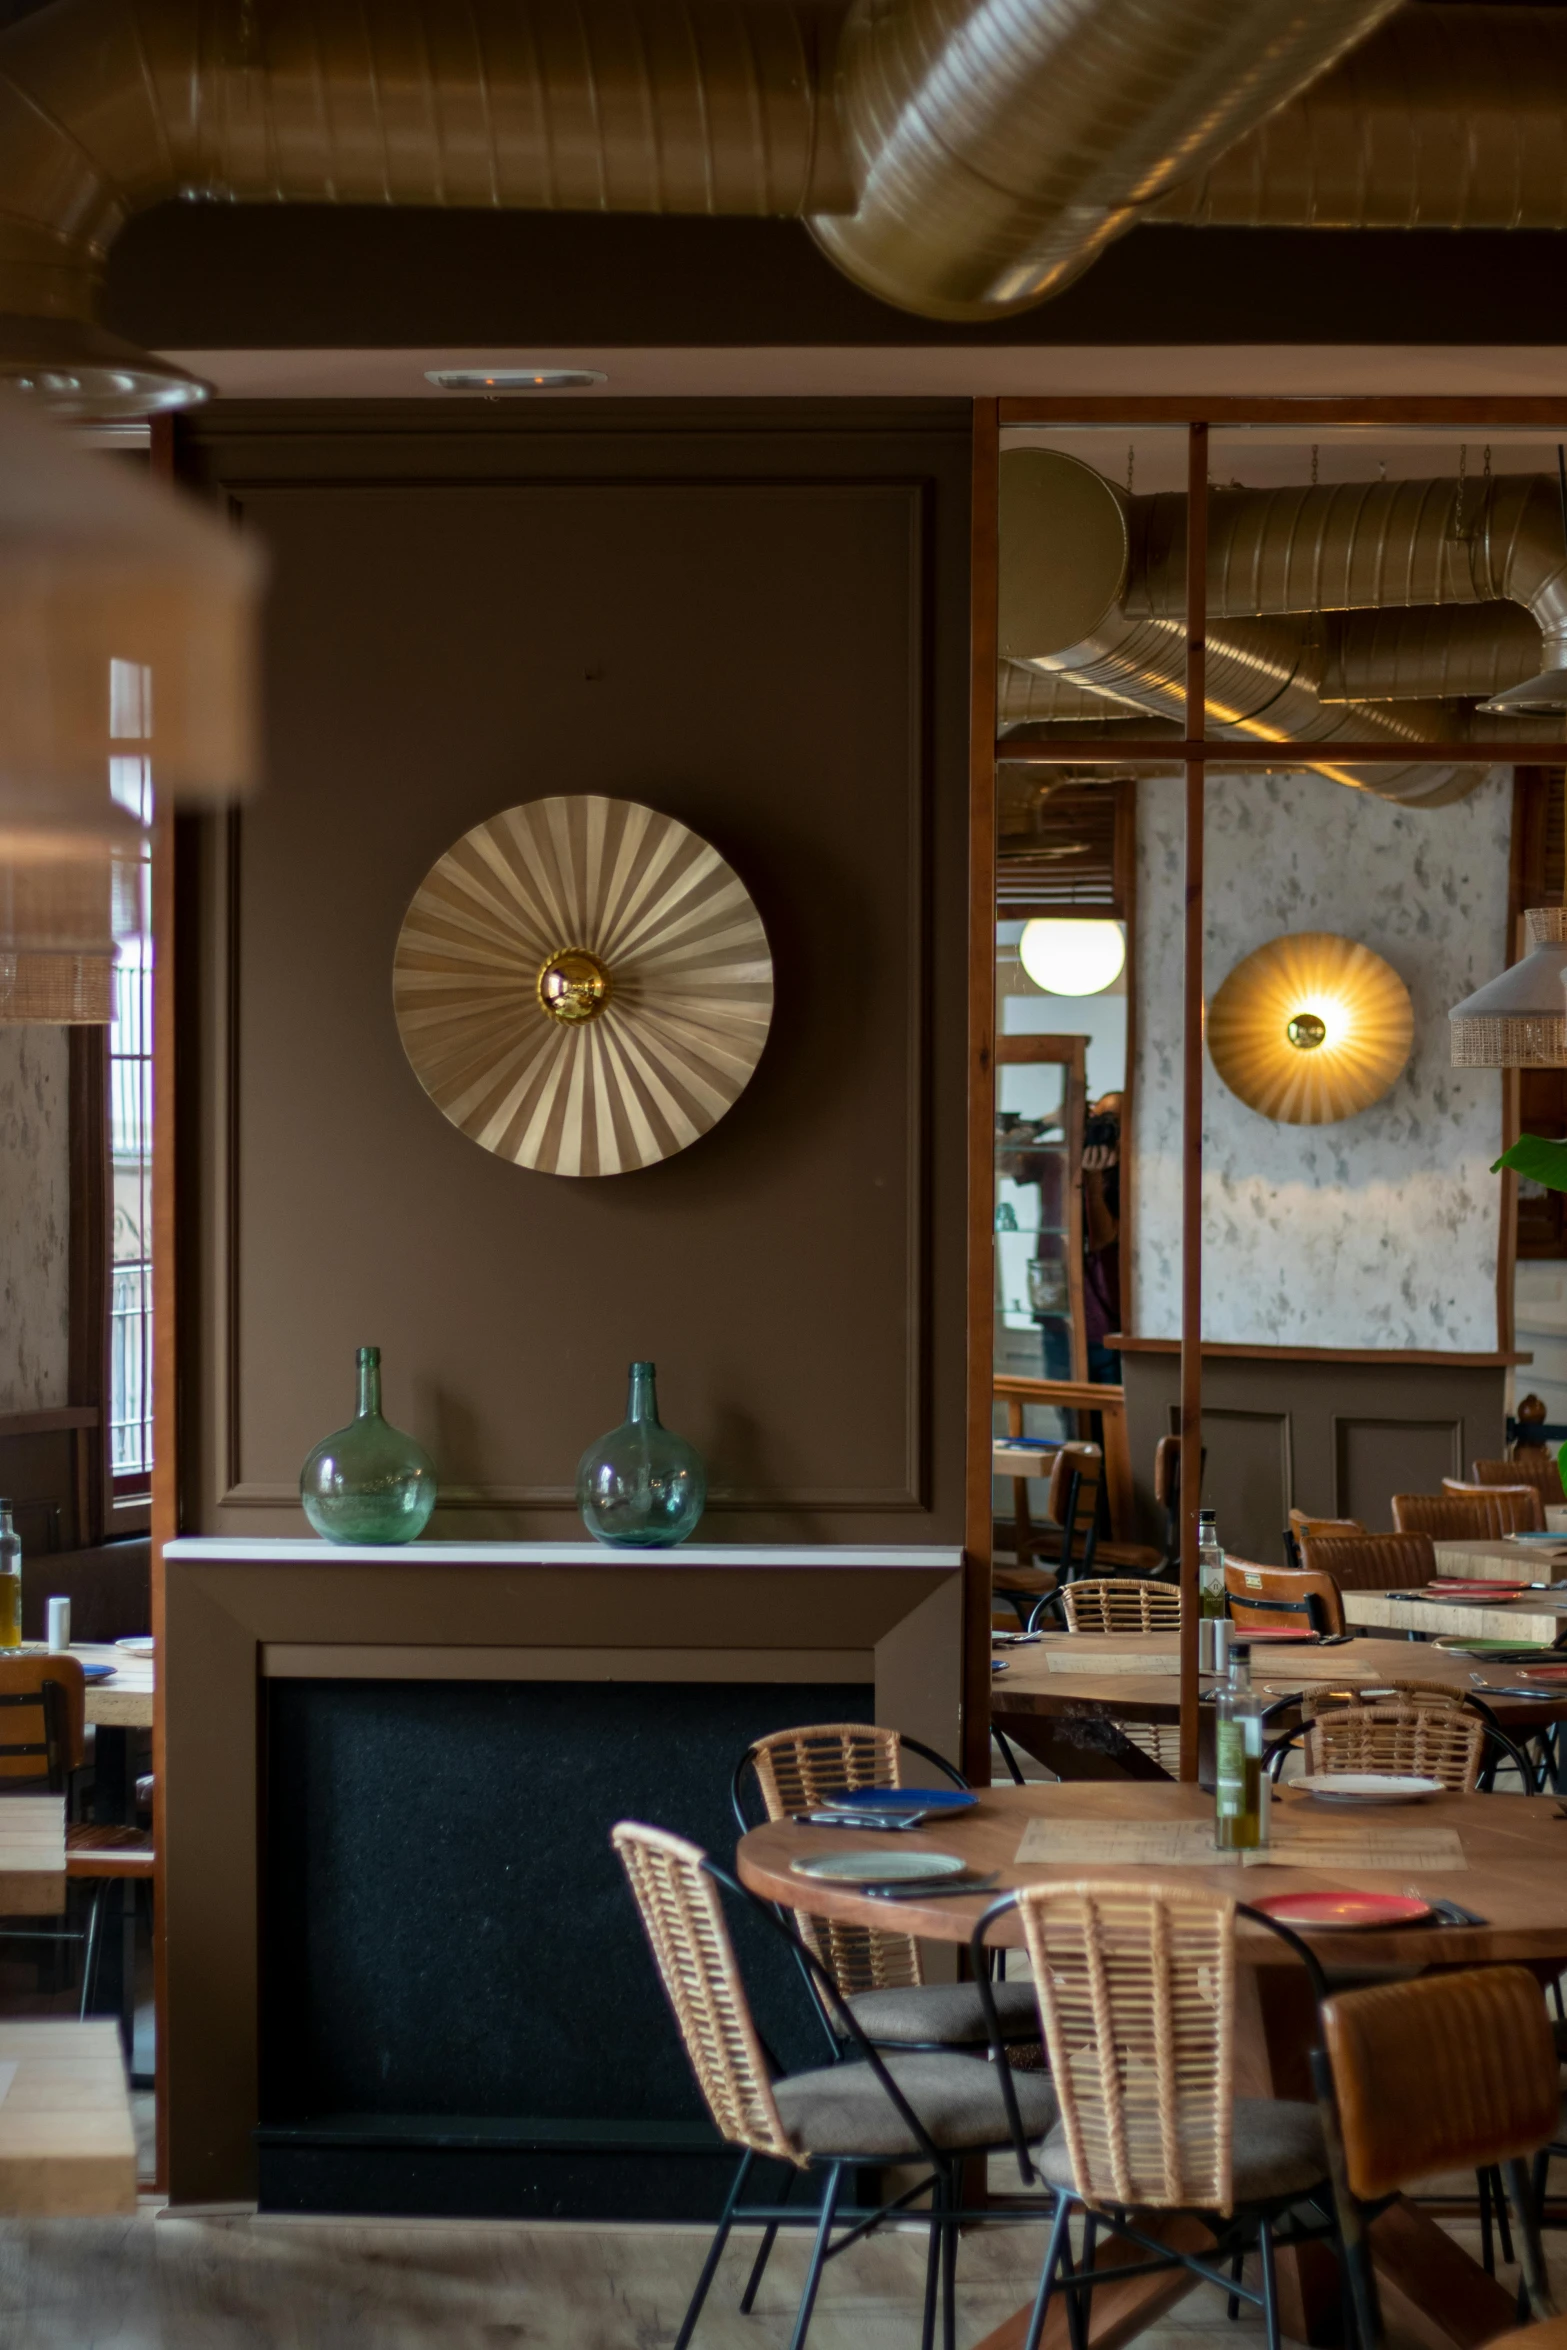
left=1449, top=908, right=1567, bottom=1067
left=1207, top=932, right=1414, bottom=1125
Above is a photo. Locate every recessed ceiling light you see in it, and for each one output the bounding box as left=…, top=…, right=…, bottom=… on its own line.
left=425, top=368, right=606, bottom=394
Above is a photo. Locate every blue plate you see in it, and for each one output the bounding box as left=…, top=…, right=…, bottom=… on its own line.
left=823, top=1785, right=977, bottom=1815
left=79, top=1663, right=114, bottom=1683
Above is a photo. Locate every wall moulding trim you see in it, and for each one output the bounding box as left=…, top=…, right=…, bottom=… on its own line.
left=194, top=456, right=943, bottom=1528
left=1331, top=1413, right=1464, bottom=1521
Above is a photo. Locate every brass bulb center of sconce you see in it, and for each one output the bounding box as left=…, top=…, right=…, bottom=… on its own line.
left=1285, top=1011, right=1328, bottom=1052
left=536, top=947, right=612, bottom=1025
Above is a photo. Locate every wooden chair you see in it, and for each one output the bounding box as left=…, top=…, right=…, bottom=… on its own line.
left=1224, top=1558, right=1346, bottom=1637
left=1035, top=1577, right=1181, bottom=1635
left=1442, top=1477, right=1548, bottom=1529
left=994, top=1442, right=1105, bottom=1625
left=614, top=1822, right=1059, bottom=2350
left=0, top=1656, right=152, bottom=2050
left=1152, top=1433, right=1209, bottom=1571
left=971, top=1885, right=1337, bottom=2350
left=731, top=1725, right=1039, bottom=2051
left=1314, top=1966, right=1561, bottom=2347
left=1284, top=1509, right=1363, bottom=1569
left=1297, top=1530, right=1436, bottom=1591
left=1393, top=1488, right=1543, bottom=1538
left=1475, top=1452, right=1563, bottom=1503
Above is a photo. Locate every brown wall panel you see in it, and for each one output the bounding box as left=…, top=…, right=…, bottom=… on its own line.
left=1334, top=1416, right=1463, bottom=1526
left=178, top=403, right=972, bottom=1541
left=1200, top=1408, right=1292, bottom=1565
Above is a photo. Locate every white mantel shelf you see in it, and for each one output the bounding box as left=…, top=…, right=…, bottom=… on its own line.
left=163, top=1538, right=964, bottom=1571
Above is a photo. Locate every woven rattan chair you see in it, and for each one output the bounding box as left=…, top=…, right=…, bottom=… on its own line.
left=1032, top=1577, right=1182, bottom=1636
left=1224, top=1559, right=1345, bottom=1636
left=971, top=1884, right=1338, bottom=2350
left=731, top=1724, right=1039, bottom=2052
left=1302, top=1702, right=1485, bottom=1791
left=1393, top=1488, right=1543, bottom=1539
left=1314, top=1966, right=1561, bottom=2348
left=1298, top=1677, right=1462, bottom=1721
left=1475, top=1452, right=1564, bottom=1503
left=1297, top=1530, right=1435, bottom=1591
left=614, top=1822, right=1058, bottom=2350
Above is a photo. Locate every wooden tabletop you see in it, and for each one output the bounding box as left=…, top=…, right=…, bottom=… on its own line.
left=737, top=1779, right=1567, bottom=1967
left=0, top=2020, right=136, bottom=2215
left=992, top=1630, right=1567, bottom=1720
left=1433, top=1536, right=1567, bottom=1580
left=5, top=1645, right=154, bottom=1732
left=1341, top=1586, right=1567, bottom=1645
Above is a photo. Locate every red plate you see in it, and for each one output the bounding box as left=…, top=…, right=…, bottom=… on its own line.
left=1428, top=1580, right=1529, bottom=1593
left=1249, top=1891, right=1432, bottom=1931
left=1234, top=1627, right=1317, bottom=1642
left=1519, top=1663, right=1567, bottom=1683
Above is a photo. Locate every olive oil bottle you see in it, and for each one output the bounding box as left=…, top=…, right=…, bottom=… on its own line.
left=0, top=1500, right=22, bottom=1648
left=1214, top=1642, right=1268, bottom=1851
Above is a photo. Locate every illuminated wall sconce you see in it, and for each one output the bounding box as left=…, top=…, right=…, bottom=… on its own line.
left=1206, top=931, right=1414, bottom=1125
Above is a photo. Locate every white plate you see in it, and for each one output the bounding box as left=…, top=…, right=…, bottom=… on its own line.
left=1295, top=1774, right=1444, bottom=1806
left=790, top=1849, right=970, bottom=1885
left=114, top=1636, right=154, bottom=1656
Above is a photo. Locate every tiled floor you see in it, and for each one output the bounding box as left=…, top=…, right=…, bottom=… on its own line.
left=0, top=2202, right=1538, bottom=2350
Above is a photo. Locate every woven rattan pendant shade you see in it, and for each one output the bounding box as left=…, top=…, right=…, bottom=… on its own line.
left=393, top=795, right=773, bottom=1177
left=0, top=839, right=140, bottom=1024
left=1449, top=907, right=1567, bottom=1068
left=1207, top=932, right=1414, bottom=1124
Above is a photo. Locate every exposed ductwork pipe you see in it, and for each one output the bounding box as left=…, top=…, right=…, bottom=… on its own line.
left=807, top=0, right=1402, bottom=320
left=999, top=451, right=1564, bottom=806
left=1150, top=5, right=1567, bottom=229
left=1319, top=605, right=1543, bottom=705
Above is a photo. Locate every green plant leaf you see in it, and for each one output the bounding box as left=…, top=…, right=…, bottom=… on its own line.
left=1492, top=1133, right=1567, bottom=1191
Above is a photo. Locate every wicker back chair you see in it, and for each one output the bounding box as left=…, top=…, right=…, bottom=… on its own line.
left=1019, top=1882, right=1237, bottom=2210
left=1303, top=1702, right=1485, bottom=1792
left=1393, top=1489, right=1543, bottom=1539
left=1060, top=1578, right=1181, bottom=1635
left=1298, top=1531, right=1435, bottom=1592
left=1475, top=1453, right=1563, bottom=1502
left=1299, top=1678, right=1462, bottom=1723
left=1224, top=1559, right=1345, bottom=1637
left=739, top=1724, right=924, bottom=1994
left=613, top=1821, right=800, bottom=2166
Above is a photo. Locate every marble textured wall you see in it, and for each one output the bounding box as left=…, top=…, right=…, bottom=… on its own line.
left=1131, top=770, right=1512, bottom=1349
left=0, top=1027, right=70, bottom=1412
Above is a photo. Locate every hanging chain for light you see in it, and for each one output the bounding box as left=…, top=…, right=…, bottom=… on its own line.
left=1126, top=443, right=1134, bottom=498
left=1310, top=444, right=1319, bottom=488
left=1454, top=442, right=1468, bottom=541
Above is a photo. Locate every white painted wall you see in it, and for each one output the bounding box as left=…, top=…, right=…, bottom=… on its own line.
left=0, top=1027, right=70, bottom=1412
left=1131, top=769, right=1512, bottom=1350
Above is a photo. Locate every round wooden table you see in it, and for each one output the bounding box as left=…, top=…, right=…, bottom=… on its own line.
left=738, top=1781, right=1567, bottom=2350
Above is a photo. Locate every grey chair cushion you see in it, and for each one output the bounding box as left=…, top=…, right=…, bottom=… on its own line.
left=1036, top=2097, right=1326, bottom=2204
left=846, top=1977, right=1040, bottom=2048
left=774, top=2053, right=1059, bottom=2159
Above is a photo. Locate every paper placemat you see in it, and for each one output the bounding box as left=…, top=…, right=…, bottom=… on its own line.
left=1014, top=1817, right=1468, bottom=1873
left=1044, top=1650, right=1180, bottom=1676
left=1016, top=1819, right=1225, bottom=1865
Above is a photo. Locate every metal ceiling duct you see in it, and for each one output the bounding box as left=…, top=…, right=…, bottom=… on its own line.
left=0, top=0, right=854, bottom=415
left=999, top=450, right=1564, bottom=807
left=1151, top=5, right=1567, bottom=229
left=808, top=0, right=1401, bottom=320
left=1318, top=605, right=1543, bottom=705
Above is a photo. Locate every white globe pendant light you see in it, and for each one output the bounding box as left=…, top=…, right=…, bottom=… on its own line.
left=1018, top=917, right=1126, bottom=997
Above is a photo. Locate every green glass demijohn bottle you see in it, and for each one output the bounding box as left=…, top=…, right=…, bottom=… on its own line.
left=300, top=1346, right=437, bottom=1545
left=577, top=1361, right=706, bottom=1548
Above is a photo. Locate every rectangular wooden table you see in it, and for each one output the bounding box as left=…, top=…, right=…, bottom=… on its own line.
left=1340, top=1586, right=1567, bottom=1644
left=1432, top=1535, right=1567, bottom=1580
left=0, top=2019, right=136, bottom=2214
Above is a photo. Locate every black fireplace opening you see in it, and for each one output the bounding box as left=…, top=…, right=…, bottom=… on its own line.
left=259, top=1674, right=877, bottom=2219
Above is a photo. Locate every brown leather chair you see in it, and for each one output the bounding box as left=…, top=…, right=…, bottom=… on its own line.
left=1474, top=1452, right=1563, bottom=1502
left=1443, top=1476, right=1548, bottom=1529
left=1315, top=1967, right=1561, bottom=2347
left=1224, top=1557, right=1346, bottom=1637
left=1395, top=1488, right=1543, bottom=1538
left=1298, top=1530, right=1435, bottom=1591
left=1153, top=1433, right=1207, bottom=1571
left=1284, top=1508, right=1363, bottom=1569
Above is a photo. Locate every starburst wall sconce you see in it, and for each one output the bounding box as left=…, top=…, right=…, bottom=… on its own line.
left=1206, top=931, right=1414, bottom=1125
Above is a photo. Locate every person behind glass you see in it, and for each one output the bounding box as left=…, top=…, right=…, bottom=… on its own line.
left=1082, top=1091, right=1122, bottom=1385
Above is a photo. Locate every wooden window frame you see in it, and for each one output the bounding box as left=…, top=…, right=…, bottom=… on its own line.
left=68, top=1025, right=151, bottom=1540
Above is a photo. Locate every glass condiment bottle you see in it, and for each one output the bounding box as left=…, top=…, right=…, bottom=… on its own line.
left=0, top=1500, right=21, bottom=1647
left=1214, top=1642, right=1269, bottom=1851
left=1197, top=1508, right=1227, bottom=1620
left=577, top=1362, right=706, bottom=1548
left=299, top=1347, right=438, bottom=1545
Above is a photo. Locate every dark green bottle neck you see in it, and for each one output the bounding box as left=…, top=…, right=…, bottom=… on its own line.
left=356, top=1351, right=383, bottom=1420
left=626, top=1362, right=662, bottom=1427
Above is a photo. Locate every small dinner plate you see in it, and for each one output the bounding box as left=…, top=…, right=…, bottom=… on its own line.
left=1435, top=1639, right=1554, bottom=1658
left=1234, top=1627, right=1317, bottom=1642
left=1518, top=1663, right=1567, bottom=1684
left=1504, top=1533, right=1567, bottom=1545
left=790, top=1849, right=971, bottom=1885
left=79, top=1663, right=114, bottom=1684
left=1295, top=1774, right=1444, bottom=1806
left=114, top=1636, right=153, bottom=1657
left=1249, top=1891, right=1433, bottom=1931
left=824, top=1787, right=977, bottom=1816
left=1422, top=1587, right=1527, bottom=1604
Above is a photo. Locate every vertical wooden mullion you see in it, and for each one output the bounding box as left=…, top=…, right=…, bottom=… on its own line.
left=965, top=398, right=1000, bottom=1786
left=1179, top=423, right=1208, bottom=1784
left=67, top=1027, right=110, bottom=1546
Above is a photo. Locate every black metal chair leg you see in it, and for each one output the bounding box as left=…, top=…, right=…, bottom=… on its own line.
left=672, top=2149, right=753, bottom=2350
left=1480, top=2164, right=1497, bottom=2275
left=1258, top=2219, right=1281, bottom=2350
left=1023, top=2193, right=1074, bottom=2350
left=1064, top=2209, right=1098, bottom=2350
left=786, top=2161, right=843, bottom=2350
left=1226, top=2245, right=1245, bottom=2320
left=1494, top=2165, right=1515, bottom=2268
left=76, top=1884, right=105, bottom=2022
left=920, top=2172, right=943, bottom=2350
left=739, top=2159, right=795, bottom=2312
left=940, top=2162, right=958, bottom=2350
left=1502, top=2155, right=1560, bottom=2320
